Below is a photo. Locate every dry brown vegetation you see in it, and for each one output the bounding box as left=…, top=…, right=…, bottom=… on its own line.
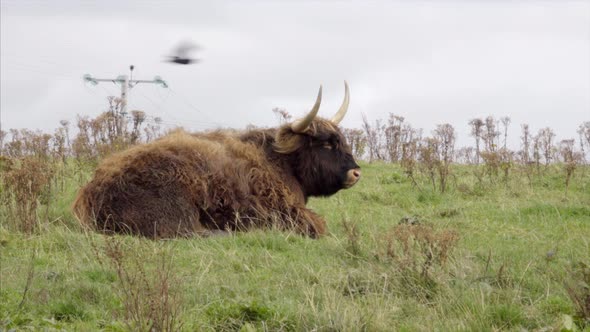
left=377, top=222, right=459, bottom=281
left=356, top=114, right=589, bottom=195
left=96, top=237, right=184, bottom=331
left=2, top=157, right=55, bottom=233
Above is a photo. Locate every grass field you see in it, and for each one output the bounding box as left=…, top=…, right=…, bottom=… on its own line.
left=1, top=162, right=589, bottom=331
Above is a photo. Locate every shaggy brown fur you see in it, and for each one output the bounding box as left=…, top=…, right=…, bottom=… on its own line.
left=73, top=117, right=360, bottom=238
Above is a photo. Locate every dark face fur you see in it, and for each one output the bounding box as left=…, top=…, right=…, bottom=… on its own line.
left=275, top=118, right=361, bottom=197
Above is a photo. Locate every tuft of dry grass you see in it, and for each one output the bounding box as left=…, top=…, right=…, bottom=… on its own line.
left=2, top=157, right=56, bottom=233
left=341, top=218, right=362, bottom=257
left=367, top=221, right=461, bottom=302
left=94, top=237, right=184, bottom=332
left=377, top=223, right=459, bottom=280
left=564, top=262, right=590, bottom=328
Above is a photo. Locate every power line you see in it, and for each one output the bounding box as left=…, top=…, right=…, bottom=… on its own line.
left=0, top=52, right=90, bottom=72
left=134, top=84, right=226, bottom=128
left=167, top=86, right=214, bottom=121
left=1, top=61, right=80, bottom=79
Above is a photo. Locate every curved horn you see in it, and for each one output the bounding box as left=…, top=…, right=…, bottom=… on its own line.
left=291, top=85, right=322, bottom=133
left=331, top=80, right=350, bottom=125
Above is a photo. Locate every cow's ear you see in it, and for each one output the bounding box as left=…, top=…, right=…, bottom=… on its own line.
left=273, top=126, right=304, bottom=154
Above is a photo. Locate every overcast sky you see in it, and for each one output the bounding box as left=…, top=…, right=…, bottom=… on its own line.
left=1, top=0, right=589, bottom=148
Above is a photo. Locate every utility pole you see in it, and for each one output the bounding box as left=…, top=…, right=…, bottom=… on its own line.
left=83, top=64, right=168, bottom=117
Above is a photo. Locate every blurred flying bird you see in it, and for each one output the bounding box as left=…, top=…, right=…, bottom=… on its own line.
left=165, top=41, right=201, bottom=65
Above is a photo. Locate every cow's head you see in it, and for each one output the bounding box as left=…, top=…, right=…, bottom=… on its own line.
left=274, top=82, right=361, bottom=197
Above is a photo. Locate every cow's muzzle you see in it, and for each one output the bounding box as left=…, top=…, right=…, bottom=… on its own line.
left=343, top=168, right=361, bottom=188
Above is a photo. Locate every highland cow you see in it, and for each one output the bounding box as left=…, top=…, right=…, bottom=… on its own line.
left=73, top=82, right=361, bottom=238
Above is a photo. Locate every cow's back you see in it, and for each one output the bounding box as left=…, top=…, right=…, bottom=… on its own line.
left=73, top=130, right=301, bottom=237
left=73, top=131, right=232, bottom=237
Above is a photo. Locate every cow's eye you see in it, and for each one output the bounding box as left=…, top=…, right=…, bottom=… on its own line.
left=322, top=143, right=333, bottom=150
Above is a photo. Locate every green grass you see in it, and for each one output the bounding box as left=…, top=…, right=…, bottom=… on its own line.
left=1, top=162, right=589, bottom=331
